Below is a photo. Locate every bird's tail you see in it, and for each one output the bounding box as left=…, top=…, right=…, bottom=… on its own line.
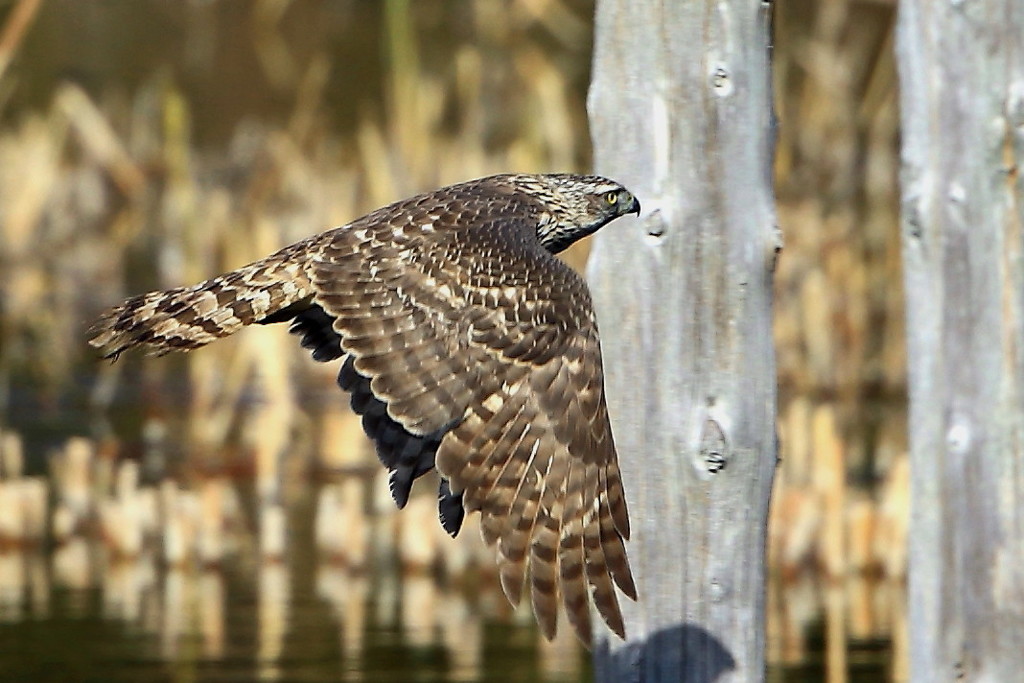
left=89, top=240, right=319, bottom=359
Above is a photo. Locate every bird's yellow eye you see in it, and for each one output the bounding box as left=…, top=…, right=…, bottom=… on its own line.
left=605, top=191, right=619, bottom=205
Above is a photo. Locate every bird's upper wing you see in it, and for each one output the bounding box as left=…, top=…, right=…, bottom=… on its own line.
left=309, top=196, right=635, bottom=645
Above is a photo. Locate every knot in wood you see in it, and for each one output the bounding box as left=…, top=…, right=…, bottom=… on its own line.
left=644, top=207, right=666, bottom=239
left=946, top=420, right=971, bottom=454
left=700, top=418, right=728, bottom=474
left=711, top=65, right=734, bottom=98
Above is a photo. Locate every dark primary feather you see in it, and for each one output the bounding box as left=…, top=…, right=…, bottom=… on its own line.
left=273, top=303, right=461, bottom=525
left=89, top=173, right=640, bottom=646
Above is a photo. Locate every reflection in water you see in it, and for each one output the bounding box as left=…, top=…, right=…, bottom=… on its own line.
left=258, top=561, right=288, bottom=681
left=766, top=569, right=906, bottom=682
left=825, top=582, right=847, bottom=683
left=0, top=431, right=903, bottom=682
left=317, top=565, right=368, bottom=675
left=52, top=538, right=91, bottom=591
left=161, top=567, right=186, bottom=661
left=0, top=553, right=24, bottom=622
left=200, top=570, right=226, bottom=660
left=0, top=431, right=598, bottom=681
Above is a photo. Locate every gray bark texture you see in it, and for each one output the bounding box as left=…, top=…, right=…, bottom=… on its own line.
left=586, top=2, right=778, bottom=681
left=896, top=2, right=1024, bottom=681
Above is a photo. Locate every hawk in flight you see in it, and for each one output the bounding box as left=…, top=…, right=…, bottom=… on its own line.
left=90, top=173, right=640, bottom=645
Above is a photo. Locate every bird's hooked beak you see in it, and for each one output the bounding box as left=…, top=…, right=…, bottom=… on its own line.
left=627, top=195, right=641, bottom=216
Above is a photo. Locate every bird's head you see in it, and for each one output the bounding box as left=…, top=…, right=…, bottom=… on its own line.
left=501, top=173, right=641, bottom=254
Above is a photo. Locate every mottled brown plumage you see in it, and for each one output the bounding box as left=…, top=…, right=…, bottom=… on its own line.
left=90, top=173, right=640, bottom=646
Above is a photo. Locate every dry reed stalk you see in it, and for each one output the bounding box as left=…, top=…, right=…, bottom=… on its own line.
left=316, top=565, right=369, bottom=657
left=0, top=553, right=25, bottom=620
left=199, top=570, right=226, bottom=659
left=160, top=567, right=190, bottom=659
left=801, top=268, right=834, bottom=388
left=313, top=481, right=343, bottom=560
left=0, top=0, right=42, bottom=85
left=812, top=404, right=847, bottom=577
left=824, top=582, right=849, bottom=683
left=24, top=552, right=46, bottom=616
left=887, top=577, right=909, bottom=681
left=396, top=493, right=441, bottom=572
left=771, top=398, right=819, bottom=575
left=776, top=486, right=823, bottom=577
left=98, top=460, right=146, bottom=559
left=16, top=478, right=45, bottom=545
left=846, top=573, right=874, bottom=641
left=315, top=401, right=367, bottom=470
left=50, top=437, right=96, bottom=541
left=258, top=501, right=286, bottom=561
left=287, top=54, right=331, bottom=146
left=383, top=0, right=428, bottom=186
left=0, top=430, right=22, bottom=478
left=518, top=0, right=589, bottom=46
left=766, top=567, right=783, bottom=665
left=251, top=0, right=298, bottom=90
left=101, top=553, right=154, bottom=622
left=160, top=481, right=201, bottom=567
left=56, top=85, right=146, bottom=196
left=245, top=325, right=295, bottom=505
left=776, top=573, right=819, bottom=666
left=257, top=560, right=288, bottom=671
left=0, top=112, right=70, bottom=380
left=198, top=476, right=226, bottom=567
left=538, top=622, right=582, bottom=679
left=52, top=537, right=91, bottom=589
left=0, top=431, right=45, bottom=548
left=873, top=453, right=908, bottom=578
left=444, top=512, right=484, bottom=580
left=845, top=494, right=876, bottom=573
left=440, top=586, right=482, bottom=678
left=369, top=468, right=399, bottom=565
left=315, top=478, right=369, bottom=568
left=402, top=572, right=439, bottom=647
left=242, top=208, right=299, bottom=490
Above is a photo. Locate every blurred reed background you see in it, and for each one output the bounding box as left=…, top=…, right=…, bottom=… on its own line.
left=0, top=0, right=904, bottom=681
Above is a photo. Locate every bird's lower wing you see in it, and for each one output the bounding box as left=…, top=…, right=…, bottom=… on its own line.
left=434, top=324, right=636, bottom=646
left=310, top=229, right=635, bottom=646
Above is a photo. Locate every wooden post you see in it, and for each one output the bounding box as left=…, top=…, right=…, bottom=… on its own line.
left=586, top=1, right=778, bottom=680
left=896, top=2, right=1024, bottom=680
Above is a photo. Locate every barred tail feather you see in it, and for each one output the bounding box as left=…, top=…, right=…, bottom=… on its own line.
left=89, top=247, right=316, bottom=359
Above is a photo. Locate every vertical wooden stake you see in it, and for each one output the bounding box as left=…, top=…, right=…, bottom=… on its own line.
left=587, top=1, right=779, bottom=680
left=896, top=1, right=1024, bottom=680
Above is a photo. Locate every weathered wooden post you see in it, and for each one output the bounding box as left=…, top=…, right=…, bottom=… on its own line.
left=896, top=2, right=1024, bottom=680
left=586, top=1, right=778, bottom=681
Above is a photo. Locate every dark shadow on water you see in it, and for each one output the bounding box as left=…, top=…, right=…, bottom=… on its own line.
left=593, top=623, right=736, bottom=683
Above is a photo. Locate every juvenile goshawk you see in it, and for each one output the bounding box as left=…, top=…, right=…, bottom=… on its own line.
left=90, top=173, right=640, bottom=645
